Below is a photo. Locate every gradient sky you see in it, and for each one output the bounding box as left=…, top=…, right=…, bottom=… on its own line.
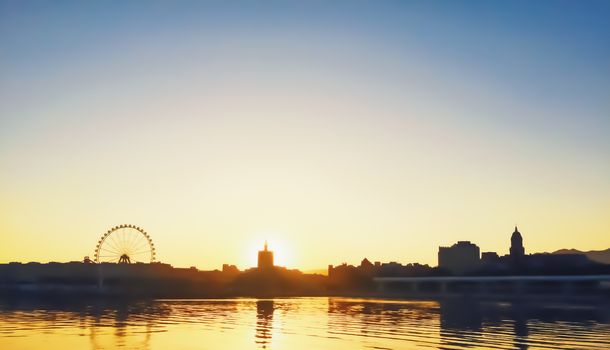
left=1, top=1, right=609, bottom=270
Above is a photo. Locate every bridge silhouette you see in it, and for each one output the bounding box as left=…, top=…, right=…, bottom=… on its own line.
left=374, top=274, right=610, bottom=299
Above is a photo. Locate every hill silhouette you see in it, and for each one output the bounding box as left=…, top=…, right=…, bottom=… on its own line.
left=552, top=248, right=610, bottom=265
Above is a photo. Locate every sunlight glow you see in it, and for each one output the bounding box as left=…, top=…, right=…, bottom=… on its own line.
left=1, top=1, right=609, bottom=270
left=245, top=233, right=294, bottom=269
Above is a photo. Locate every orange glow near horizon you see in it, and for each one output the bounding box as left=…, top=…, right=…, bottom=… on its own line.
left=1, top=1, right=609, bottom=272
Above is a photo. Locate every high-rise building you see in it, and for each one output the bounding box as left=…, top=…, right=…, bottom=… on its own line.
left=510, top=226, right=525, bottom=257
left=481, top=251, right=500, bottom=263
left=438, top=241, right=480, bottom=274
left=257, top=241, right=274, bottom=270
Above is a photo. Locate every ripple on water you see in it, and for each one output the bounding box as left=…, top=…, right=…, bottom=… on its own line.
left=0, top=298, right=609, bottom=350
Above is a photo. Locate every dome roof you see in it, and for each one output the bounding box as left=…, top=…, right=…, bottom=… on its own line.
left=511, top=226, right=522, bottom=238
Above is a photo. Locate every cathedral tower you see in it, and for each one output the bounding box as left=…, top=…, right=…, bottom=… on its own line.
left=510, top=226, right=525, bottom=257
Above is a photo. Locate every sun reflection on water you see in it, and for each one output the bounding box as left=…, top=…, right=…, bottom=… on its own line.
left=0, top=298, right=609, bottom=350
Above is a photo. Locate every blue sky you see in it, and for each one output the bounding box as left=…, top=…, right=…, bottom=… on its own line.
left=1, top=1, right=609, bottom=268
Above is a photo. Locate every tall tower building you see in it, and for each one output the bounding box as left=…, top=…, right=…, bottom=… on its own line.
left=257, top=241, right=274, bottom=270
left=438, top=241, right=480, bottom=274
left=510, top=226, right=525, bottom=257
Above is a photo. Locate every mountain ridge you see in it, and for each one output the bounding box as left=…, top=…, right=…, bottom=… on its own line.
left=552, top=248, right=610, bottom=265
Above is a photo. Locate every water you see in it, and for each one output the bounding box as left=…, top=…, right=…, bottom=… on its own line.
left=1, top=297, right=609, bottom=349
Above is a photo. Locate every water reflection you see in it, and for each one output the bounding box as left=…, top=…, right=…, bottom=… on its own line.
left=439, top=300, right=483, bottom=349
left=514, top=318, right=528, bottom=350
left=0, top=299, right=170, bottom=350
left=255, top=300, right=274, bottom=348
left=0, top=297, right=608, bottom=350
left=437, top=300, right=610, bottom=350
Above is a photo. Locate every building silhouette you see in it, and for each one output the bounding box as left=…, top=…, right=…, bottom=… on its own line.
left=257, top=241, right=274, bottom=271
left=481, top=252, right=499, bottom=262
left=438, top=241, right=480, bottom=274
left=510, top=226, right=525, bottom=258
left=480, top=252, right=499, bottom=268
left=222, top=264, right=239, bottom=274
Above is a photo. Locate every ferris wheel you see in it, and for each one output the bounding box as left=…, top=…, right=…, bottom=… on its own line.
left=94, top=224, right=156, bottom=264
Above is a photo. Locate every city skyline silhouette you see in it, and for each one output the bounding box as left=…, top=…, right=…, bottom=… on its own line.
left=1, top=1, right=609, bottom=349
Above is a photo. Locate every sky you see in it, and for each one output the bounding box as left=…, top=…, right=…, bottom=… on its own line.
left=1, top=0, right=609, bottom=270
